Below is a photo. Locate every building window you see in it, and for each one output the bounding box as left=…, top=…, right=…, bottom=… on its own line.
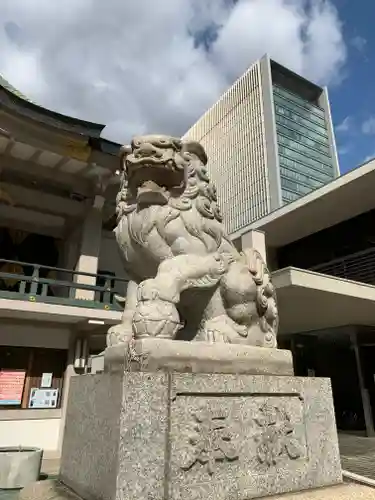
left=278, top=145, right=334, bottom=175
left=276, top=124, right=330, bottom=154
left=273, top=91, right=326, bottom=127
left=277, top=133, right=332, bottom=165
left=275, top=115, right=329, bottom=145
left=279, top=166, right=323, bottom=189
left=279, top=155, right=332, bottom=183
left=280, top=177, right=312, bottom=195
left=0, top=346, right=67, bottom=410
left=273, top=84, right=325, bottom=117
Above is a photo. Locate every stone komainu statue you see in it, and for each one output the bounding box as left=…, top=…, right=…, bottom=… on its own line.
left=107, top=135, right=278, bottom=347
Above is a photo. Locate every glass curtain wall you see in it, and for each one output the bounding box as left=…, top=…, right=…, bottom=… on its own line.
left=272, top=84, right=336, bottom=204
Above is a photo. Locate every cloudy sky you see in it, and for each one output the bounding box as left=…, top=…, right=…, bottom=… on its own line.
left=0, top=0, right=373, bottom=173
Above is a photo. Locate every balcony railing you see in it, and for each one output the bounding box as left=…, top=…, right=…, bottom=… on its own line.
left=311, top=247, right=375, bottom=286
left=0, top=258, right=128, bottom=310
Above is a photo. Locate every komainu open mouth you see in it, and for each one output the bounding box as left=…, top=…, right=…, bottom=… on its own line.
left=128, top=165, right=184, bottom=206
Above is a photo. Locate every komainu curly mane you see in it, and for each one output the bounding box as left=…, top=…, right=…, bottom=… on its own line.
left=107, top=134, right=278, bottom=348
left=115, top=135, right=232, bottom=258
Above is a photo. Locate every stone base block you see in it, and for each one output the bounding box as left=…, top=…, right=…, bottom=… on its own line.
left=60, top=372, right=342, bottom=500
left=104, top=338, right=294, bottom=375
left=18, top=481, right=375, bottom=500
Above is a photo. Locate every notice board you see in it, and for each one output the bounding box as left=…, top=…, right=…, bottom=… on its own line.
left=0, top=369, right=26, bottom=405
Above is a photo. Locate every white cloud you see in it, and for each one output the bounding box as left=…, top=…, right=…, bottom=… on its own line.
left=0, top=0, right=347, bottom=144
left=336, top=116, right=351, bottom=133
left=338, top=145, right=350, bottom=156
left=351, top=35, right=367, bottom=53
left=362, top=117, right=375, bottom=135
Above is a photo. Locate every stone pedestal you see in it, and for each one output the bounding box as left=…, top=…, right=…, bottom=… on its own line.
left=60, top=344, right=342, bottom=500
left=105, top=338, right=294, bottom=375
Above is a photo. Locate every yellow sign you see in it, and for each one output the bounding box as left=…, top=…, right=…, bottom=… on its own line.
left=0, top=262, right=23, bottom=287
left=63, top=139, right=91, bottom=162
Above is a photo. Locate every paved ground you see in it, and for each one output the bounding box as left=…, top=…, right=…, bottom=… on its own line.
left=339, top=433, right=375, bottom=480
left=1, top=434, right=375, bottom=498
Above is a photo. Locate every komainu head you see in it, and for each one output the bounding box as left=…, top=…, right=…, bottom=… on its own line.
left=115, top=134, right=222, bottom=223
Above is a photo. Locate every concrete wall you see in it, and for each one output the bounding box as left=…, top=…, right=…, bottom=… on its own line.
left=0, top=413, right=61, bottom=451
left=0, top=322, right=70, bottom=349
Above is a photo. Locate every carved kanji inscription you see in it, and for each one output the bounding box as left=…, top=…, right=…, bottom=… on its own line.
left=180, top=409, right=239, bottom=475
left=254, top=402, right=303, bottom=466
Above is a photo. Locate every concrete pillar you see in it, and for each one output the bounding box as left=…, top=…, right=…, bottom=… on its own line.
left=57, top=333, right=78, bottom=453
left=318, top=87, right=340, bottom=178
left=74, top=195, right=104, bottom=300
left=63, top=226, right=81, bottom=270
left=351, top=332, right=375, bottom=437
left=241, top=230, right=267, bottom=264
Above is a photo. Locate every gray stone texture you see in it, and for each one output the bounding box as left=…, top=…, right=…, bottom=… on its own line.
left=107, top=135, right=279, bottom=349
left=104, top=338, right=293, bottom=375
left=60, top=372, right=341, bottom=500
left=60, top=373, right=123, bottom=500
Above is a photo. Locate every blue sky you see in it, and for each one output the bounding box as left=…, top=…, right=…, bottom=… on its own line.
left=0, top=0, right=371, bottom=176
left=330, top=0, right=375, bottom=173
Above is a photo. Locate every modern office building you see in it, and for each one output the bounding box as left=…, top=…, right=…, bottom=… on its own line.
left=235, top=157, right=375, bottom=437
left=183, top=54, right=340, bottom=235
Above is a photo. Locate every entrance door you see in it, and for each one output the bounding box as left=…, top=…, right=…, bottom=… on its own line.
left=291, top=334, right=365, bottom=432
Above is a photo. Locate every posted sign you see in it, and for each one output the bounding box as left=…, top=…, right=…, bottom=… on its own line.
left=0, top=369, right=26, bottom=405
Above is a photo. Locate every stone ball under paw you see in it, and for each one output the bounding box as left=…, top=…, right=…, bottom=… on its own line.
left=106, top=324, right=132, bottom=347
left=133, top=299, right=181, bottom=339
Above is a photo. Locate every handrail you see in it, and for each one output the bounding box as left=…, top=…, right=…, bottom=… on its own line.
left=310, top=247, right=375, bottom=285
left=0, top=258, right=128, bottom=283
left=311, top=247, right=375, bottom=272
left=0, top=271, right=111, bottom=293
left=0, top=258, right=128, bottom=310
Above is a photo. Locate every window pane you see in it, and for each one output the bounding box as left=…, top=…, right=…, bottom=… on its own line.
left=279, top=155, right=332, bottom=182
left=273, top=91, right=326, bottom=126
left=282, top=189, right=300, bottom=203
left=280, top=176, right=313, bottom=195
left=276, top=123, right=330, bottom=154
left=273, top=84, right=325, bottom=117
left=278, top=144, right=334, bottom=174
left=274, top=103, right=329, bottom=138
left=277, top=133, right=333, bottom=167
left=279, top=166, right=324, bottom=189
left=275, top=115, right=329, bottom=145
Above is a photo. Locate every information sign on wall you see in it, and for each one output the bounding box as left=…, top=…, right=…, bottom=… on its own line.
left=41, top=372, right=53, bottom=388
left=0, top=369, right=26, bottom=405
left=28, top=388, right=59, bottom=409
